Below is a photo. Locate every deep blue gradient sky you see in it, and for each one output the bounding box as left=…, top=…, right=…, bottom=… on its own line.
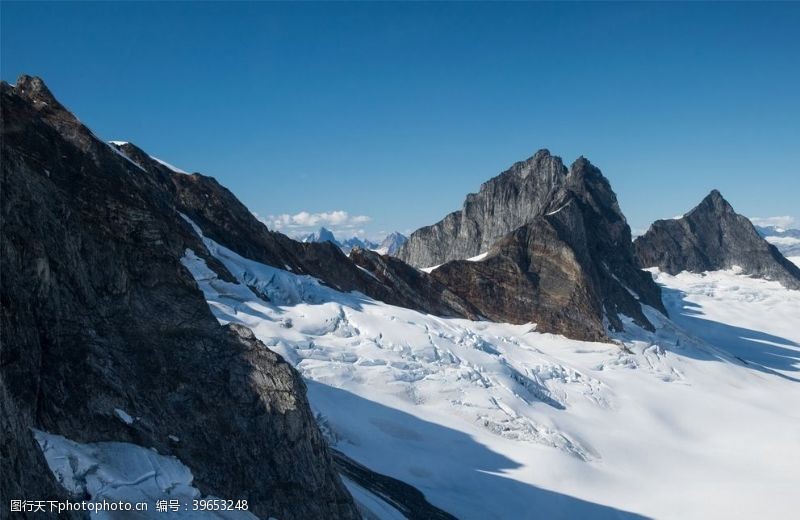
left=3, top=2, right=798, bottom=239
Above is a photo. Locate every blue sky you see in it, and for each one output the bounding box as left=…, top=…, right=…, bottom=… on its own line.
left=3, top=1, right=798, bottom=240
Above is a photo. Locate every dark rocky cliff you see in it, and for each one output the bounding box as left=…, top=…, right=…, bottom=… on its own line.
left=1, top=76, right=359, bottom=519
left=430, top=194, right=663, bottom=340
left=349, top=248, right=482, bottom=319
left=398, top=149, right=569, bottom=268
left=393, top=151, right=665, bottom=336
left=634, top=190, right=800, bottom=290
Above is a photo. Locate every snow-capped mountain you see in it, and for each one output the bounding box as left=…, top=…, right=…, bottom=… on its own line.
left=755, top=225, right=800, bottom=259
left=5, top=74, right=800, bottom=520
left=183, top=215, right=800, bottom=520
left=340, top=235, right=379, bottom=253
left=375, top=231, right=407, bottom=255
left=301, top=226, right=340, bottom=245
left=301, top=226, right=379, bottom=253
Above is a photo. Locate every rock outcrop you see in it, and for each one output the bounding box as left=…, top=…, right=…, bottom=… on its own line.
left=398, top=149, right=569, bottom=268
left=1, top=75, right=359, bottom=519
left=376, top=231, right=407, bottom=256
left=129, top=140, right=664, bottom=339
left=430, top=194, right=661, bottom=340
left=396, top=151, right=665, bottom=335
left=634, top=190, right=800, bottom=290
left=349, top=248, right=482, bottom=319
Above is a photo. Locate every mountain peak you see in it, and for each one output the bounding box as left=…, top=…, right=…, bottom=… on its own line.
left=376, top=231, right=408, bottom=256
left=533, top=148, right=552, bottom=159
left=689, top=189, right=735, bottom=218
left=635, top=192, right=800, bottom=289
left=704, top=189, right=728, bottom=205
left=13, top=75, right=60, bottom=107
left=400, top=150, right=625, bottom=267
left=570, top=155, right=592, bottom=168
left=303, top=227, right=338, bottom=245
left=512, top=148, right=564, bottom=178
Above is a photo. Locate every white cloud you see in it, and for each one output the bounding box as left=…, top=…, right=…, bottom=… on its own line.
left=749, top=215, right=797, bottom=230
left=253, top=210, right=373, bottom=238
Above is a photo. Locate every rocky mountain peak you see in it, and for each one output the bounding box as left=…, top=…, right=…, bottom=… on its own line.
left=8, top=75, right=75, bottom=125
left=377, top=231, right=408, bottom=256
left=399, top=149, right=631, bottom=268
left=568, top=156, right=605, bottom=186
left=394, top=150, right=666, bottom=336
left=301, top=227, right=341, bottom=247
left=506, top=148, right=566, bottom=180
left=3, top=76, right=101, bottom=156
left=12, top=74, right=59, bottom=106
left=634, top=190, right=800, bottom=289
left=688, top=189, right=735, bottom=217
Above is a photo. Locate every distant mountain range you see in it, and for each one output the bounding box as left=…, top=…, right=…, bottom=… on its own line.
left=300, top=227, right=407, bottom=255
left=755, top=225, right=800, bottom=258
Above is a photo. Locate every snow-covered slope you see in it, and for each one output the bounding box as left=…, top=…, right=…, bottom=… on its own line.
left=182, top=218, right=800, bottom=520
left=33, top=430, right=256, bottom=519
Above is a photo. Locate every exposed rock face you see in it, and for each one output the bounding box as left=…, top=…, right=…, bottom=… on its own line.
left=634, top=190, right=800, bottom=290
left=398, top=149, right=568, bottom=268
left=136, top=140, right=663, bottom=339
left=1, top=76, right=359, bottom=519
left=349, top=248, right=481, bottom=319
left=431, top=195, right=662, bottom=340
left=397, top=151, right=665, bottom=335
left=376, top=231, right=407, bottom=256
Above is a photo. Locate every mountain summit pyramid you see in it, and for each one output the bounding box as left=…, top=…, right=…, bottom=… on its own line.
left=394, top=149, right=666, bottom=339
left=634, top=190, right=800, bottom=290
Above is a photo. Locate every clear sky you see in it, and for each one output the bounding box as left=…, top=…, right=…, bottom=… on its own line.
left=3, top=1, right=798, bottom=240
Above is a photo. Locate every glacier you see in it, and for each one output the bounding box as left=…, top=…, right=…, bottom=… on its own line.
left=179, top=218, right=800, bottom=520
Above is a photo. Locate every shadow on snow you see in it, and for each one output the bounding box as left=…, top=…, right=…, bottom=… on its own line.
left=308, top=382, right=650, bottom=520
left=660, top=285, right=800, bottom=382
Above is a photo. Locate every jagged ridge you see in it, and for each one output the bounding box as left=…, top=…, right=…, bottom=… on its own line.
left=1, top=75, right=359, bottom=519
left=396, top=150, right=666, bottom=335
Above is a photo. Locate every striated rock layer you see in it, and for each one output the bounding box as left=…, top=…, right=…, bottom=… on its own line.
left=399, top=149, right=569, bottom=268
left=396, top=151, right=666, bottom=336
left=1, top=75, right=359, bottom=519
left=349, top=248, right=482, bottom=319
left=634, top=190, right=800, bottom=290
